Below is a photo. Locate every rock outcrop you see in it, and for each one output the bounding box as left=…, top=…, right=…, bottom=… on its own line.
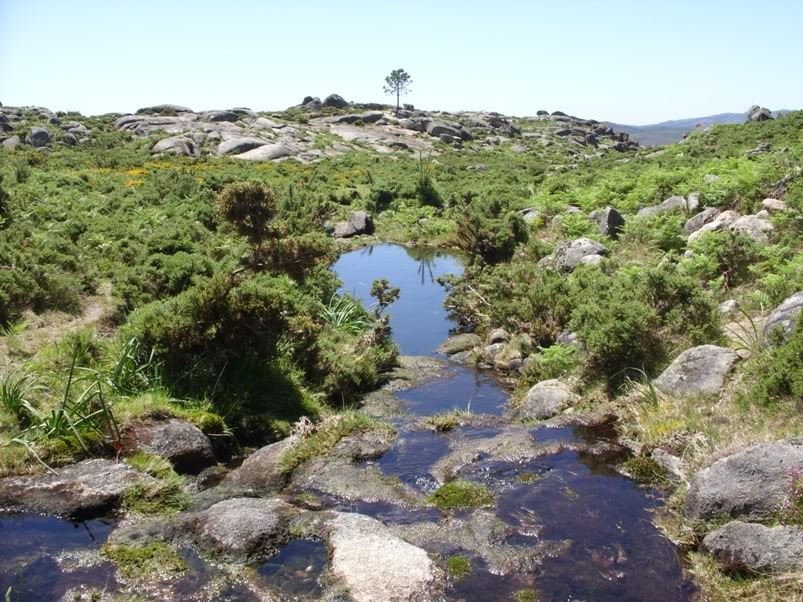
left=333, top=211, right=375, bottom=238
left=121, top=418, right=215, bottom=474
left=538, top=238, right=608, bottom=272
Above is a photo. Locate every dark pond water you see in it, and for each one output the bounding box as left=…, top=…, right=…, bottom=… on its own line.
left=0, top=514, right=117, bottom=600
left=333, top=243, right=464, bottom=356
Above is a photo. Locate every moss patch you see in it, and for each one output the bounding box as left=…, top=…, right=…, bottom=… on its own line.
left=103, top=542, right=186, bottom=579
left=516, top=472, right=540, bottom=484
left=279, top=411, right=395, bottom=474
left=514, top=589, right=538, bottom=602
left=446, top=554, right=472, bottom=578
left=427, top=480, right=495, bottom=510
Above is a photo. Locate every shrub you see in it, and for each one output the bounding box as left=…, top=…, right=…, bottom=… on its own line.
left=685, top=231, right=761, bottom=288
left=454, top=196, right=528, bottom=264
left=521, top=343, right=578, bottom=383
left=742, top=317, right=803, bottom=406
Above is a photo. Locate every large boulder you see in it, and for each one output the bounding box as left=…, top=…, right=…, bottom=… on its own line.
left=400, top=117, right=431, bottom=132
left=515, top=379, right=579, bottom=420
left=539, top=238, right=608, bottom=272
left=333, top=211, right=374, bottom=238
left=637, top=194, right=699, bottom=218
left=121, top=418, right=215, bottom=474
left=685, top=438, right=803, bottom=521
left=328, top=512, right=442, bottom=602
left=186, top=497, right=292, bottom=562
left=323, top=94, right=349, bottom=108
left=201, top=110, right=239, bottom=123
left=231, top=143, right=294, bottom=161
left=426, top=120, right=463, bottom=139
left=763, top=291, right=803, bottom=343
left=26, top=127, right=51, bottom=147
left=684, top=207, right=721, bottom=235
left=653, top=345, right=738, bottom=397
left=151, top=135, right=197, bottom=157
left=222, top=435, right=298, bottom=494
left=702, top=520, right=803, bottom=574
left=747, top=105, right=773, bottom=123
left=216, top=136, right=269, bottom=156
left=590, top=207, right=625, bottom=238
left=300, top=96, right=322, bottom=111
left=0, top=459, right=151, bottom=519
left=730, top=215, right=773, bottom=243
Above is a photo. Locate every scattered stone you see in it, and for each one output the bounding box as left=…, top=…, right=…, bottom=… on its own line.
left=685, top=438, right=803, bottom=521
left=186, top=497, right=293, bottom=561
left=653, top=345, right=738, bottom=397
left=637, top=194, right=699, bottom=218
left=121, top=418, right=215, bottom=474
left=151, top=135, right=196, bottom=157
left=687, top=210, right=741, bottom=243
left=333, top=211, right=374, bottom=238
left=747, top=105, right=773, bottom=123
left=0, top=459, right=152, bottom=519
left=515, top=379, right=579, bottom=420
left=328, top=513, right=442, bottom=602
left=539, top=238, right=608, bottom=272
left=590, top=207, right=625, bottom=238
left=719, top=300, right=740, bottom=316
left=763, top=291, right=803, bottom=343
left=519, top=208, right=540, bottom=223
left=426, top=120, right=463, bottom=140
left=222, top=435, right=298, bottom=494
left=2, top=135, right=20, bottom=148
left=437, top=333, right=482, bottom=355
left=761, top=198, right=787, bottom=213
left=702, top=521, right=803, bottom=574
left=26, top=127, right=52, bottom=147
left=730, top=215, right=774, bottom=243
left=684, top=207, right=721, bottom=235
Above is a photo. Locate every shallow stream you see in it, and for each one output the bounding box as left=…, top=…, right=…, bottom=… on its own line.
left=0, top=243, right=695, bottom=601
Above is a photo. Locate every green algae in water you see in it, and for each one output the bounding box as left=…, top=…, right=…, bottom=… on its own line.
left=446, top=555, right=472, bottom=579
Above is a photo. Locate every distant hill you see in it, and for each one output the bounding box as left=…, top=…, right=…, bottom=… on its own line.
left=607, top=110, right=790, bottom=146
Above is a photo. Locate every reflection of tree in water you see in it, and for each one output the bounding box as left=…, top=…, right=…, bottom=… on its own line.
left=404, top=246, right=447, bottom=284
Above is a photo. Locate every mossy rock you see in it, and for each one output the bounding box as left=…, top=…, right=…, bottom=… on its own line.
left=427, top=480, right=495, bottom=510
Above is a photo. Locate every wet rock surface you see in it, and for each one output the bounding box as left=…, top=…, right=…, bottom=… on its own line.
left=328, top=512, right=444, bottom=602
left=222, top=435, right=298, bottom=494
left=0, top=459, right=152, bottom=519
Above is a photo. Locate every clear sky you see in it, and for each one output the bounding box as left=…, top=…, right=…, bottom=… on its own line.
left=1, top=0, right=801, bottom=124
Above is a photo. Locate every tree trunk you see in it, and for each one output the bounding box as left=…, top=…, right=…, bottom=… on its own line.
left=396, top=90, right=400, bottom=116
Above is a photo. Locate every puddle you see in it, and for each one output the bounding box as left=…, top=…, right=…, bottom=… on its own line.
left=256, top=539, right=328, bottom=599
left=0, top=513, right=117, bottom=600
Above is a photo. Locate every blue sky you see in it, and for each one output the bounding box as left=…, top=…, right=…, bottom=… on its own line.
left=1, top=0, right=801, bottom=124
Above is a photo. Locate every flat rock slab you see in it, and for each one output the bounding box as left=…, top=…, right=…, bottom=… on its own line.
left=0, top=459, right=152, bottom=519
left=328, top=512, right=443, bottom=602
left=437, top=333, right=481, bottom=355
left=702, top=520, right=803, bottom=573
left=685, top=438, right=803, bottom=521
left=653, top=345, right=738, bottom=397
left=232, top=143, right=294, bottom=161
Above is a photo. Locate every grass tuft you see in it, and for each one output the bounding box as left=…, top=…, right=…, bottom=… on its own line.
left=427, top=480, right=495, bottom=510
